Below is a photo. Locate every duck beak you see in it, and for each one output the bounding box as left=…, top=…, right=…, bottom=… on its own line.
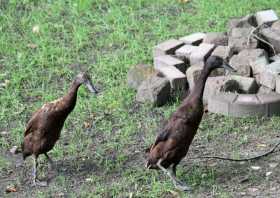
left=222, top=62, right=236, bottom=72
left=85, top=79, right=98, bottom=94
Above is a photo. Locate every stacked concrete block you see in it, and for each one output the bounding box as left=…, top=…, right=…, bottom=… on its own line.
left=153, top=39, right=184, bottom=57
left=136, top=76, right=171, bottom=106
left=228, top=27, right=258, bottom=53
left=154, top=55, right=186, bottom=73
left=175, top=45, right=197, bottom=61
left=189, top=43, right=215, bottom=65
left=179, top=32, right=206, bottom=45
left=186, top=64, right=204, bottom=91
left=260, top=28, right=280, bottom=54
left=203, top=32, right=228, bottom=46
left=255, top=10, right=278, bottom=26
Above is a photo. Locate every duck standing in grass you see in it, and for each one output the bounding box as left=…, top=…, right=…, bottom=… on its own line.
left=22, top=72, right=98, bottom=186
left=146, top=56, right=236, bottom=191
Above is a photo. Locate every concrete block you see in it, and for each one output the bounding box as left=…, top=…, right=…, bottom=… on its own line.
left=229, top=49, right=266, bottom=77
left=136, top=76, right=171, bottom=106
left=190, top=43, right=215, bottom=65
left=227, top=14, right=256, bottom=31
left=155, top=65, right=187, bottom=91
left=175, top=45, right=197, bottom=60
left=250, top=56, right=269, bottom=75
left=258, top=85, right=274, bottom=94
left=211, top=45, right=234, bottom=60
left=203, top=75, right=258, bottom=104
left=203, top=32, right=228, bottom=46
left=255, top=9, right=279, bottom=26
left=260, top=70, right=277, bottom=89
left=272, top=20, right=280, bottom=31
left=228, top=27, right=258, bottom=53
left=261, top=28, right=280, bottom=54
left=127, top=64, right=157, bottom=90
left=154, top=55, right=186, bottom=73
left=179, top=32, right=206, bottom=45
left=275, top=76, right=280, bottom=94
left=153, top=39, right=184, bottom=57
left=186, top=64, right=204, bottom=91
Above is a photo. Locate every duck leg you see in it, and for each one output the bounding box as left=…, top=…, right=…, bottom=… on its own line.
left=31, top=155, right=47, bottom=187
left=44, top=153, right=54, bottom=170
left=157, top=159, right=191, bottom=191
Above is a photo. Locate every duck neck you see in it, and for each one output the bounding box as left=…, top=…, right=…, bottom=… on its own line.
left=63, top=81, right=81, bottom=113
left=189, top=67, right=212, bottom=101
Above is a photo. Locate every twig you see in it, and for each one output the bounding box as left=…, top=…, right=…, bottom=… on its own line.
left=196, top=141, right=280, bottom=162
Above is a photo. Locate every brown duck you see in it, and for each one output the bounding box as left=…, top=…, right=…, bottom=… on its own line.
left=146, top=56, right=236, bottom=191
left=22, top=72, right=98, bottom=186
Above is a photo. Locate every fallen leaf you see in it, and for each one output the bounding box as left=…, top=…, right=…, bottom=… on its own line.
left=32, top=25, right=40, bottom=34
left=83, top=121, right=92, bottom=129
left=9, top=146, right=18, bottom=154
left=27, top=43, right=38, bottom=49
left=251, top=166, right=261, bottom=170
left=85, top=178, right=93, bottom=182
left=269, top=162, right=278, bottom=168
left=6, top=185, right=17, bottom=193
left=266, top=171, right=272, bottom=177
left=0, top=131, right=8, bottom=137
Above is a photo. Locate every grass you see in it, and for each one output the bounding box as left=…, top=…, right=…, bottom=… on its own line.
left=1, top=0, right=280, bottom=197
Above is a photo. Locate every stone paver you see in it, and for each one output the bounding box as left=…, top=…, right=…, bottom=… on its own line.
left=154, top=55, right=186, bottom=73
left=208, top=92, right=280, bottom=117
left=136, top=76, right=171, bottom=106
left=153, top=39, right=184, bottom=57
left=255, top=9, right=278, bottom=26
left=189, top=43, right=215, bottom=65
left=260, top=60, right=280, bottom=89
left=179, top=32, right=206, bottom=45
left=203, top=32, right=228, bottom=46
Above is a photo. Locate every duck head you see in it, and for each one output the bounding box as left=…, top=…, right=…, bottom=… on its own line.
left=205, top=56, right=236, bottom=72
left=75, top=72, right=98, bottom=94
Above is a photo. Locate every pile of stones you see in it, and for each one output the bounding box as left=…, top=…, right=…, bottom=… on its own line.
left=127, top=9, right=280, bottom=117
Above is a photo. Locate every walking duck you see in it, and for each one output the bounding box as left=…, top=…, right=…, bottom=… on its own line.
left=22, top=72, right=98, bottom=186
left=146, top=56, right=236, bottom=191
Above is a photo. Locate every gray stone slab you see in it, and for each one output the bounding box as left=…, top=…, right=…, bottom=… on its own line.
left=136, top=76, right=171, bottom=106
left=155, top=64, right=187, bottom=91
left=203, top=32, right=228, bottom=46
left=255, top=9, right=279, bottom=26
left=272, top=20, right=280, bottom=31
left=153, top=39, right=184, bottom=57
left=154, top=55, right=186, bottom=73
left=190, top=43, right=215, bottom=65
left=179, top=32, right=206, bottom=45
left=208, top=93, right=238, bottom=116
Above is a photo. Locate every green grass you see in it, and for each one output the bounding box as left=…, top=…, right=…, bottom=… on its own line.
left=1, top=0, right=280, bottom=197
